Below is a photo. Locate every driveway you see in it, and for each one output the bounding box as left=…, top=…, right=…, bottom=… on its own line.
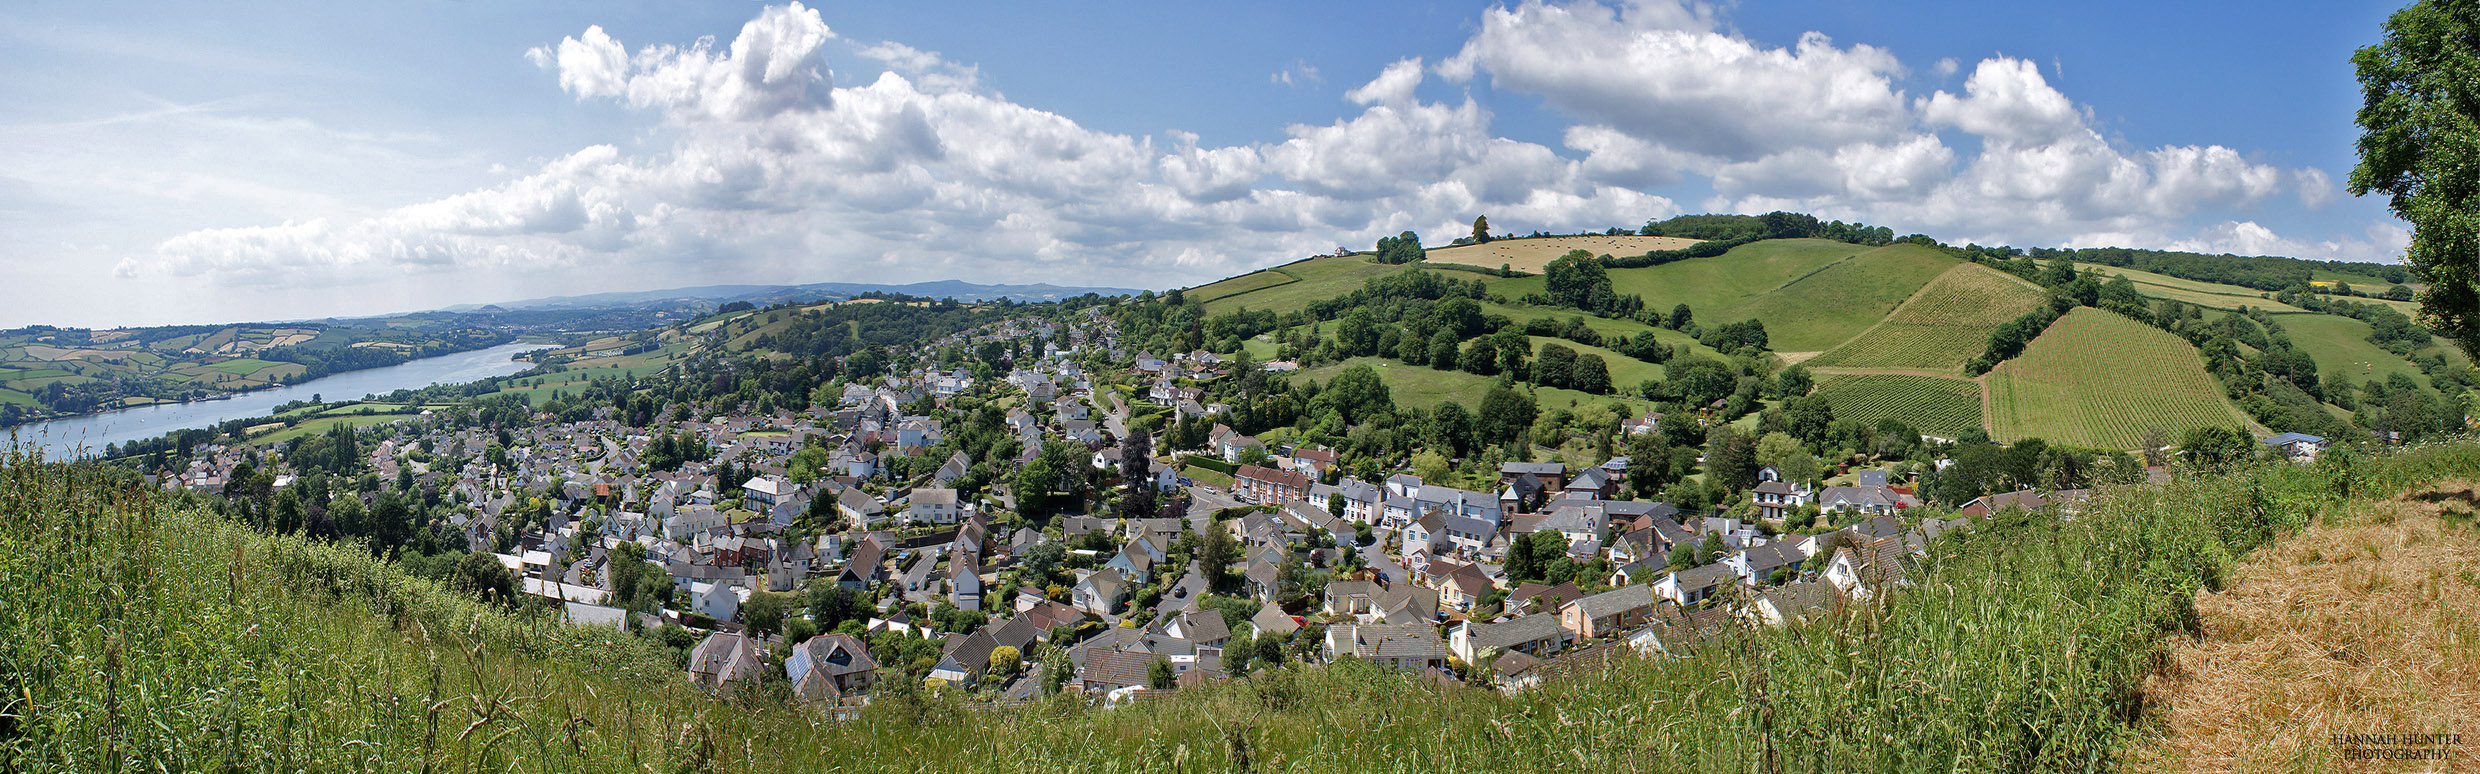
left=1359, top=529, right=1409, bottom=585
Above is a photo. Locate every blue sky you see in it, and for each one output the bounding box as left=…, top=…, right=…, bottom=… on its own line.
left=0, top=0, right=2412, bottom=327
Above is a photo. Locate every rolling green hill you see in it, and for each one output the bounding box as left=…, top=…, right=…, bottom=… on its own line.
left=2280, top=312, right=2451, bottom=390
left=1490, top=238, right=1871, bottom=315
left=1987, top=308, right=2253, bottom=448
left=1168, top=234, right=2458, bottom=451
left=1806, top=263, right=2052, bottom=372
left=1709, top=243, right=1959, bottom=353
left=1198, top=255, right=1441, bottom=316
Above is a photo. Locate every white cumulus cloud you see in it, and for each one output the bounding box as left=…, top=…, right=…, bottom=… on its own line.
left=125, top=0, right=2376, bottom=300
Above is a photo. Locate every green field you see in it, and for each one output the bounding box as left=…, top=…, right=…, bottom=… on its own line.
left=0, top=367, right=74, bottom=382
left=247, top=414, right=413, bottom=446
left=1811, top=374, right=1985, bottom=439
left=1526, top=336, right=1664, bottom=388
left=1806, top=263, right=2052, bottom=371
left=490, top=358, right=682, bottom=404
left=1986, top=308, right=2250, bottom=448
left=2279, top=312, right=2440, bottom=389
left=210, top=358, right=284, bottom=376
left=1185, top=269, right=1296, bottom=304
left=1711, top=243, right=1959, bottom=352
left=1491, top=238, right=1868, bottom=314
left=2070, top=263, right=2314, bottom=314
left=1199, top=255, right=1434, bottom=316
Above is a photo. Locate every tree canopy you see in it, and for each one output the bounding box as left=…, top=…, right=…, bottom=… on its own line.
left=2352, top=0, right=2480, bottom=356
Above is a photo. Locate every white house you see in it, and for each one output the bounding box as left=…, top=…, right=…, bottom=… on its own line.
left=907, top=488, right=962, bottom=525
left=690, top=580, right=743, bottom=623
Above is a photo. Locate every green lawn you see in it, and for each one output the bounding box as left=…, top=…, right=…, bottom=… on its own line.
left=1179, top=465, right=1235, bottom=488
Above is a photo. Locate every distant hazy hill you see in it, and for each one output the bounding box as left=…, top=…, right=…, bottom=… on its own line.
left=441, top=279, right=1145, bottom=313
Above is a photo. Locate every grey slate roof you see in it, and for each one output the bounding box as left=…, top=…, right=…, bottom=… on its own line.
left=1566, top=584, right=1656, bottom=619
left=1469, top=614, right=1569, bottom=651
left=1333, top=623, right=1447, bottom=659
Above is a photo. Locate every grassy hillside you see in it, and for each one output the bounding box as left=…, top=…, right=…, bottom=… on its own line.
left=1806, top=263, right=2052, bottom=372
left=2280, top=312, right=2441, bottom=390
left=1711, top=243, right=1959, bottom=353
left=1198, top=256, right=1431, bottom=316
left=1811, top=374, right=1985, bottom=439
left=1987, top=309, right=2251, bottom=448
left=14, top=436, right=2480, bottom=772
left=1186, top=269, right=1295, bottom=304
left=2071, top=263, right=2318, bottom=314
left=1491, top=238, right=1868, bottom=315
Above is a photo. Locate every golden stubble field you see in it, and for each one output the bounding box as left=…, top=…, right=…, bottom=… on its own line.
left=1422, top=235, right=1705, bottom=272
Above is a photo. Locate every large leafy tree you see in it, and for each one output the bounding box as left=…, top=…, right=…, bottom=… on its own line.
left=1542, top=250, right=1613, bottom=310
left=2352, top=0, right=2480, bottom=355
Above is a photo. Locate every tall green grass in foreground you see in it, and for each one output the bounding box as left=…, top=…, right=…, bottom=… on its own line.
left=0, top=442, right=2472, bottom=773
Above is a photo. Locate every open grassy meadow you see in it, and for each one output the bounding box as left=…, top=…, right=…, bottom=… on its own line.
left=1986, top=308, right=2250, bottom=448
left=1806, top=263, right=2052, bottom=372
left=1421, top=235, right=1704, bottom=273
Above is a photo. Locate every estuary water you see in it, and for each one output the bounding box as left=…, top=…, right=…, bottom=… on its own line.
left=8, top=342, right=551, bottom=458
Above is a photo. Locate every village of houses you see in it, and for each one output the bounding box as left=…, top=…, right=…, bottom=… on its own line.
left=153, top=310, right=2097, bottom=709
